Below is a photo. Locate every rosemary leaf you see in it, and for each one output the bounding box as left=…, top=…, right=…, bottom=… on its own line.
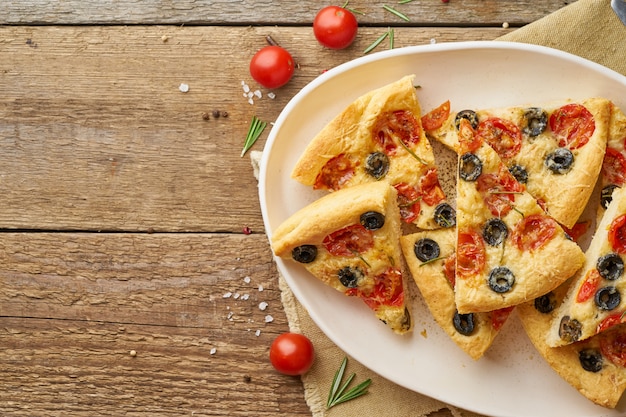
left=327, top=357, right=371, bottom=409
left=418, top=256, right=446, bottom=266
left=363, top=30, right=389, bottom=54
left=389, top=27, right=395, bottom=49
left=383, top=4, right=410, bottom=21
left=241, top=115, right=267, bottom=157
left=398, top=0, right=415, bottom=3
left=398, top=136, right=427, bottom=165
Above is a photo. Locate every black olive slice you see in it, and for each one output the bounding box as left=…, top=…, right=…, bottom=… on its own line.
left=454, top=110, right=479, bottom=130
left=522, top=107, right=548, bottom=137
left=596, top=253, right=624, bottom=281
left=558, top=316, right=582, bottom=343
left=414, top=238, right=441, bottom=262
left=488, top=266, right=515, bottom=293
left=482, top=218, right=508, bottom=246
left=595, top=286, right=621, bottom=310
left=508, top=164, right=528, bottom=184
left=453, top=311, right=475, bottom=336
left=579, top=348, right=603, bottom=373
left=534, top=292, right=557, bottom=314
left=459, top=153, right=482, bottom=181
left=601, top=184, right=619, bottom=210
left=291, top=245, right=317, bottom=263
left=545, top=147, right=574, bottom=174
left=338, top=266, right=364, bottom=288
left=434, top=203, right=456, bottom=228
left=360, top=211, right=385, bottom=230
left=365, top=152, right=390, bottom=180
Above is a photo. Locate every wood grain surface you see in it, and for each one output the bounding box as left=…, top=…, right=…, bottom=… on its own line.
left=0, top=1, right=570, bottom=415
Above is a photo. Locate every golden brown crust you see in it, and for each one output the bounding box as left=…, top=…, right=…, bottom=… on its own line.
left=401, top=229, right=508, bottom=360
left=518, top=282, right=626, bottom=408
left=270, top=182, right=412, bottom=334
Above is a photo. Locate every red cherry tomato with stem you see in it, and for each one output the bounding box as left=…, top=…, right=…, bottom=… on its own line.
left=249, top=45, right=294, bottom=89
left=313, top=6, right=358, bottom=49
left=269, top=332, right=315, bottom=376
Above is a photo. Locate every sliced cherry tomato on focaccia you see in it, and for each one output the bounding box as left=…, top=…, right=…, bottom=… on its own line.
left=323, top=224, right=374, bottom=256
left=597, top=312, right=626, bottom=334
left=608, top=214, right=626, bottom=255
left=314, top=153, right=355, bottom=191
left=476, top=166, right=524, bottom=217
left=603, top=147, right=626, bottom=187
left=490, top=306, right=515, bottom=331
left=394, top=182, right=421, bottom=223
left=419, top=167, right=446, bottom=206
left=511, top=214, right=557, bottom=252
left=443, top=253, right=456, bottom=288
left=421, top=100, right=450, bottom=131
left=549, top=103, right=595, bottom=149
left=373, top=110, right=421, bottom=155
left=563, top=221, right=590, bottom=243
left=457, top=117, right=481, bottom=153
left=576, top=269, right=601, bottom=303
left=475, top=117, right=522, bottom=159
left=347, top=267, right=404, bottom=309
left=600, top=330, right=626, bottom=368
left=456, top=228, right=486, bottom=279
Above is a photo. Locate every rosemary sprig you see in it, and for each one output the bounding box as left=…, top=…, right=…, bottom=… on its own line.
left=327, top=357, right=372, bottom=409
left=241, top=115, right=267, bottom=157
left=398, top=136, right=427, bottom=165
left=383, top=4, right=410, bottom=21
left=398, top=0, right=415, bottom=3
left=363, top=29, right=389, bottom=54
left=389, top=27, right=395, bottom=49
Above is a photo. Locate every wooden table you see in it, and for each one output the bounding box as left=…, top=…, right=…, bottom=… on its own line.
left=0, top=1, right=576, bottom=415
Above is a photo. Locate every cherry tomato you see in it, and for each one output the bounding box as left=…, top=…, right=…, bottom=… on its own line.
left=456, top=228, right=486, bottom=279
left=421, top=100, right=451, bottom=131
left=313, top=6, right=358, bottom=49
left=249, top=45, right=294, bottom=89
left=608, top=213, right=626, bottom=254
left=475, top=117, right=522, bottom=159
left=269, top=332, right=315, bottom=376
left=576, top=269, right=601, bottom=303
left=549, top=103, right=595, bottom=149
left=511, top=214, right=557, bottom=252
left=600, top=330, right=626, bottom=367
left=602, top=147, right=626, bottom=187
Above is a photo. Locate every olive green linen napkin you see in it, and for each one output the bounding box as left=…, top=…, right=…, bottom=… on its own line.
left=266, top=1, right=626, bottom=416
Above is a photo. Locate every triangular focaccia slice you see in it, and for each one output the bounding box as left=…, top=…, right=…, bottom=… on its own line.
left=518, top=282, right=626, bottom=408
left=599, top=102, right=626, bottom=213
left=291, top=75, right=455, bottom=230
left=454, top=118, right=585, bottom=313
left=401, top=229, right=513, bottom=360
left=425, top=98, right=611, bottom=228
left=271, top=182, right=412, bottom=334
left=548, top=186, right=626, bottom=347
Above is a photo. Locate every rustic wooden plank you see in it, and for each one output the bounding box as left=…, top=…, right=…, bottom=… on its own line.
left=0, top=25, right=509, bottom=233
left=0, top=0, right=573, bottom=26
left=0, top=232, right=311, bottom=415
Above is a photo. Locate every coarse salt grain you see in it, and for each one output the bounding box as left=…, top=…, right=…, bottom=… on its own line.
left=244, top=276, right=251, bottom=284
left=179, top=83, right=189, bottom=93
left=243, top=84, right=250, bottom=93
left=267, top=92, right=276, bottom=99
left=258, top=284, right=264, bottom=292
left=258, top=301, right=268, bottom=311
left=255, top=330, right=261, bottom=337
left=241, top=294, right=250, bottom=301
left=210, top=348, right=217, bottom=355
left=254, top=90, right=262, bottom=98
left=264, top=315, right=274, bottom=323
left=227, top=312, right=234, bottom=320
left=223, top=292, right=232, bottom=298
left=430, top=38, right=437, bottom=44
left=248, top=98, right=254, bottom=105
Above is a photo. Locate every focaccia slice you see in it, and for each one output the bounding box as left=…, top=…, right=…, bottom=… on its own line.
left=291, top=75, right=454, bottom=230
left=548, top=186, right=626, bottom=347
left=519, top=282, right=626, bottom=408
left=599, top=102, right=626, bottom=213
left=454, top=118, right=585, bottom=313
left=401, top=229, right=513, bottom=360
left=425, top=98, right=611, bottom=228
left=271, top=182, right=412, bottom=334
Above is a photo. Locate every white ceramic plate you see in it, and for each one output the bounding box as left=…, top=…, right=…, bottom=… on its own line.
left=259, top=41, right=626, bottom=417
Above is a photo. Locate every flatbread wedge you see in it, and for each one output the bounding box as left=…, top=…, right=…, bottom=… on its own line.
left=291, top=75, right=454, bottom=230
left=271, top=181, right=412, bottom=334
